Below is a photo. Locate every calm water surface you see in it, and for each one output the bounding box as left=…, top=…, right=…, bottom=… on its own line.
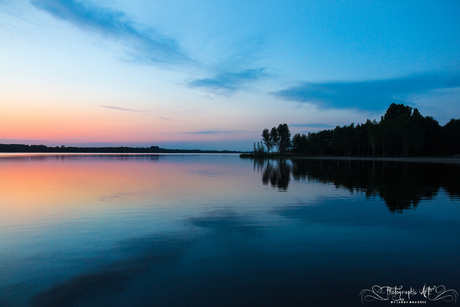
left=0, top=154, right=459, bottom=306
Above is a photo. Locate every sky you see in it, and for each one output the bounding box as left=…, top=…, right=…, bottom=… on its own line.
left=1, top=0, right=459, bottom=151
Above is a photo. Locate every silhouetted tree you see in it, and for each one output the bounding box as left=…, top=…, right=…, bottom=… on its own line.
left=255, top=103, right=458, bottom=158
left=365, top=119, right=378, bottom=157
left=383, top=103, right=413, bottom=121
left=292, top=133, right=307, bottom=154
left=253, top=141, right=265, bottom=155
left=270, top=126, right=280, bottom=153
left=442, top=118, right=460, bottom=156
left=419, top=116, right=441, bottom=156
left=277, top=123, right=291, bottom=155
left=261, top=128, right=273, bottom=154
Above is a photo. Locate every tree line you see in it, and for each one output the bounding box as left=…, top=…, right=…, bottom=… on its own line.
left=255, top=103, right=460, bottom=157
left=0, top=144, right=240, bottom=154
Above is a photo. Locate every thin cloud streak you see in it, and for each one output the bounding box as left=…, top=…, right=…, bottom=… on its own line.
left=100, top=105, right=142, bottom=112
left=30, top=0, right=189, bottom=64
left=189, top=68, right=268, bottom=94
left=273, top=72, right=460, bottom=111
left=156, top=116, right=173, bottom=121
left=101, top=106, right=172, bottom=121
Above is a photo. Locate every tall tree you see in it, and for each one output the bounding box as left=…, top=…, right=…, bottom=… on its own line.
left=365, top=119, right=377, bottom=157
left=256, top=104, right=458, bottom=158
left=261, top=128, right=272, bottom=154
left=383, top=103, right=413, bottom=121
left=292, top=133, right=307, bottom=154
left=381, top=103, right=413, bottom=156
left=419, top=116, right=441, bottom=156
left=442, top=118, right=460, bottom=156
left=270, top=127, right=280, bottom=153
left=277, top=123, right=291, bottom=155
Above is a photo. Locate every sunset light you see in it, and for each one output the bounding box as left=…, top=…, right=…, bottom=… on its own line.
left=1, top=1, right=459, bottom=150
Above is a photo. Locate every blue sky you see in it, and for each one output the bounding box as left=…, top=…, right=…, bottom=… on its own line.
left=1, top=0, right=459, bottom=150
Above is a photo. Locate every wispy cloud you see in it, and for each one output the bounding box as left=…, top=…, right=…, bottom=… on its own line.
left=100, top=105, right=172, bottom=121
left=189, top=68, right=268, bottom=94
left=156, top=116, right=172, bottom=121
left=100, top=105, right=142, bottom=112
left=273, top=72, right=460, bottom=111
left=30, top=0, right=189, bottom=64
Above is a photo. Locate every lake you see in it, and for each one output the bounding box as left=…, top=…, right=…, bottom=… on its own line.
left=0, top=154, right=459, bottom=306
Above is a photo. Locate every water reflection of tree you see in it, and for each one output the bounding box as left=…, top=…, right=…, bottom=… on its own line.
left=252, top=158, right=460, bottom=213
left=253, top=158, right=291, bottom=191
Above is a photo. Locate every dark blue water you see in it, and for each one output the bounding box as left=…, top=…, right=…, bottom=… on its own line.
left=0, top=154, right=459, bottom=306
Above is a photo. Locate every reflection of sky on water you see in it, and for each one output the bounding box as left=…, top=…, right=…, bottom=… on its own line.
left=0, top=154, right=459, bottom=306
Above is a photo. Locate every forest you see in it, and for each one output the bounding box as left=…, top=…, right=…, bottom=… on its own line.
left=256, top=103, right=460, bottom=157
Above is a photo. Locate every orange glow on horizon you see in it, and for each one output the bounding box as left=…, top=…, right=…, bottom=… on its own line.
left=0, top=104, right=242, bottom=145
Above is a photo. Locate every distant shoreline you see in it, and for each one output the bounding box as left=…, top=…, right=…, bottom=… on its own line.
left=0, top=144, right=242, bottom=154
left=239, top=154, right=460, bottom=164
